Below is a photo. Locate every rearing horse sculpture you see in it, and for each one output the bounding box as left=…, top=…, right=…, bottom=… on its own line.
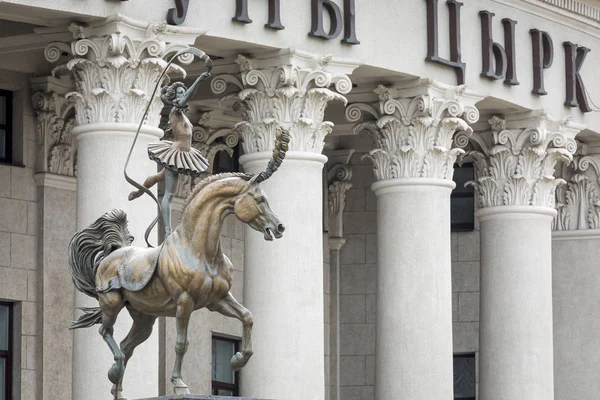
left=67, top=129, right=290, bottom=399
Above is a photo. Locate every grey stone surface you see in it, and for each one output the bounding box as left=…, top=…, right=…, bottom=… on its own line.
left=457, top=231, right=480, bottom=261
left=340, top=264, right=376, bottom=294
left=136, top=396, right=271, bottom=400
left=343, top=211, right=377, bottom=234
left=458, top=292, right=480, bottom=322
left=0, top=164, right=10, bottom=198
left=451, top=261, right=480, bottom=292
left=10, top=233, right=37, bottom=270
left=11, top=167, right=37, bottom=201
left=452, top=322, right=479, bottom=353
left=0, top=197, right=28, bottom=233
left=0, top=266, right=28, bottom=300
left=340, top=234, right=366, bottom=265
left=345, top=188, right=365, bottom=211
left=340, top=323, right=376, bottom=355
left=0, top=232, right=10, bottom=266
left=340, top=386, right=375, bottom=400
left=340, top=295, right=366, bottom=324
left=340, top=355, right=366, bottom=386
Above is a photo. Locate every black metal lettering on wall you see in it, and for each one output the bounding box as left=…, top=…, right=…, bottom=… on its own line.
left=232, top=0, right=284, bottom=29
left=309, top=0, right=360, bottom=45
left=563, top=42, right=592, bottom=112
left=479, top=11, right=519, bottom=85
left=425, top=0, right=465, bottom=85
left=530, top=29, right=554, bottom=96
left=167, top=0, right=189, bottom=25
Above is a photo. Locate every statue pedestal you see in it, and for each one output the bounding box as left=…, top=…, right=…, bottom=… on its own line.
left=136, top=396, right=270, bottom=400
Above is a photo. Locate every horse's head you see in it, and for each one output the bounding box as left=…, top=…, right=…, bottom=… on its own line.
left=234, top=185, right=284, bottom=241
left=233, top=127, right=290, bottom=241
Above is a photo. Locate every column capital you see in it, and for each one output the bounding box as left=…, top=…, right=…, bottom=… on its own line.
left=44, top=14, right=204, bottom=127
left=31, top=77, right=78, bottom=177
left=464, top=112, right=583, bottom=209
left=554, top=140, right=600, bottom=231
left=211, top=49, right=361, bottom=154
left=346, top=79, right=481, bottom=181
left=326, top=149, right=354, bottom=238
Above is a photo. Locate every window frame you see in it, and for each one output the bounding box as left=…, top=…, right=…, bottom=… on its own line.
left=453, top=352, right=476, bottom=400
left=211, top=335, right=240, bottom=396
left=0, top=302, right=13, bottom=400
left=0, top=89, right=13, bottom=164
left=451, top=162, right=475, bottom=232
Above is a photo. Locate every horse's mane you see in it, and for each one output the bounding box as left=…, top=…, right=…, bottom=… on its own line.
left=181, top=172, right=252, bottom=214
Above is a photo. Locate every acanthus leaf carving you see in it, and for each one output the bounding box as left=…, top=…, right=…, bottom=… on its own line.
left=347, top=82, right=480, bottom=180
left=464, top=113, right=581, bottom=209
left=553, top=141, right=600, bottom=231
left=45, top=16, right=197, bottom=127
left=32, top=91, right=77, bottom=176
left=212, top=53, right=355, bottom=154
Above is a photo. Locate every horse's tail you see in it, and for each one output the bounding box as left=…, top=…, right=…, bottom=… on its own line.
left=67, top=209, right=133, bottom=329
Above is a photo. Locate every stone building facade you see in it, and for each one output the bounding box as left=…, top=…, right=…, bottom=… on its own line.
left=0, top=1, right=600, bottom=400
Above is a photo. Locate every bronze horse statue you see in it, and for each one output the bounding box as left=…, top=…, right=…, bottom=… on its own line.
left=67, top=130, right=289, bottom=399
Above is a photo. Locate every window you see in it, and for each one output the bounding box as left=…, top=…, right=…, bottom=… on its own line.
left=0, top=303, right=12, bottom=400
left=211, top=336, right=240, bottom=396
left=451, top=163, right=475, bottom=232
left=453, top=353, right=476, bottom=400
left=213, top=145, right=240, bottom=174
left=0, top=90, right=13, bottom=164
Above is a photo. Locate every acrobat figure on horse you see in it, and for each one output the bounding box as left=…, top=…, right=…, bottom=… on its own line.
left=66, top=47, right=290, bottom=399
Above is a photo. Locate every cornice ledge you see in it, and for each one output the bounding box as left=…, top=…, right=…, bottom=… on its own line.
left=244, top=48, right=363, bottom=75
left=37, top=13, right=205, bottom=44
left=33, top=172, right=77, bottom=191
left=490, top=0, right=600, bottom=38
left=552, top=229, right=600, bottom=240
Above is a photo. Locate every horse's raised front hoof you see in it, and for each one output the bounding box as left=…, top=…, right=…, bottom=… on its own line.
left=108, top=362, right=124, bottom=385
left=171, top=377, right=190, bottom=395
left=230, top=351, right=249, bottom=371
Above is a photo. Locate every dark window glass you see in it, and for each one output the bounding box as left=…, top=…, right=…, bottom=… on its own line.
left=451, top=163, right=475, bottom=232
left=211, top=336, right=240, bottom=396
left=0, top=303, right=12, bottom=400
left=453, top=354, right=476, bottom=399
left=0, top=90, right=12, bottom=164
left=213, top=144, right=240, bottom=174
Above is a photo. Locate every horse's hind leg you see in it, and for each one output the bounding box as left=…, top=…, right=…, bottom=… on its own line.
left=111, top=307, right=157, bottom=399
left=212, top=292, right=254, bottom=370
left=98, top=292, right=125, bottom=397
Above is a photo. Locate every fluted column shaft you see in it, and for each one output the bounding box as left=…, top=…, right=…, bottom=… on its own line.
left=213, top=51, right=358, bottom=400
left=467, top=113, right=581, bottom=400
left=45, top=15, right=201, bottom=400
left=348, top=81, right=481, bottom=400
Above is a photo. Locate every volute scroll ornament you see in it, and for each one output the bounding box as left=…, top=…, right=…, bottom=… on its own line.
left=461, top=113, right=581, bottom=209
left=346, top=82, right=481, bottom=181
left=211, top=51, right=356, bottom=154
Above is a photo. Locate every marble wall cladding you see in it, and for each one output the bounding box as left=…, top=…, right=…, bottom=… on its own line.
left=334, top=149, right=481, bottom=400
left=0, top=84, right=43, bottom=400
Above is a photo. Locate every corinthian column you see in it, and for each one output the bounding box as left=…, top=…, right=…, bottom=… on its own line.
left=45, top=15, right=203, bottom=400
left=212, top=50, right=360, bottom=400
left=347, top=80, right=481, bottom=400
left=464, top=113, right=582, bottom=400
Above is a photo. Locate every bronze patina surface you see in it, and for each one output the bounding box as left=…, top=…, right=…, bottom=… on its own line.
left=67, top=129, right=289, bottom=399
